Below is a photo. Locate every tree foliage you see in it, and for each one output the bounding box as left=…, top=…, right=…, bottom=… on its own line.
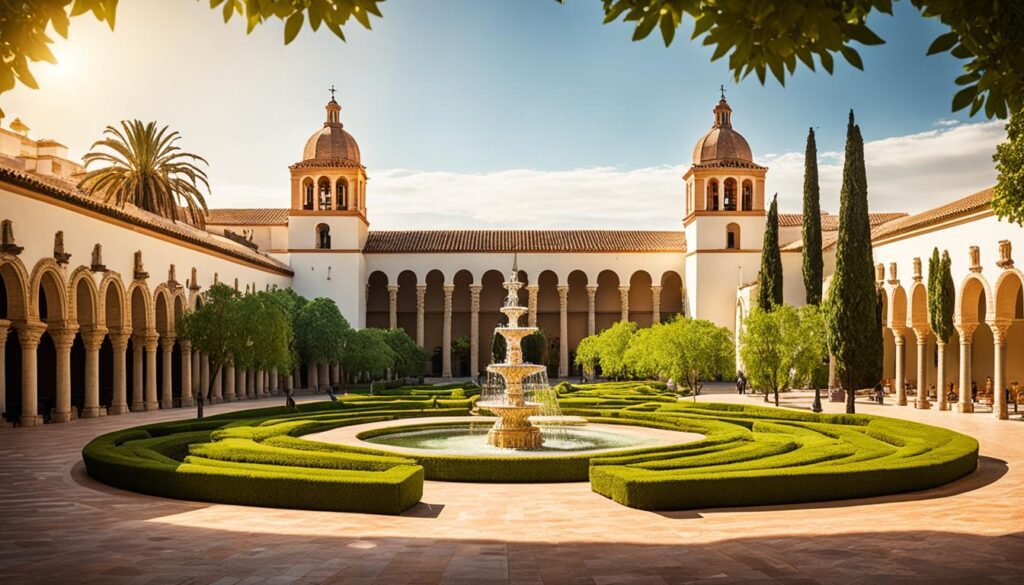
left=629, top=317, right=734, bottom=398
left=802, top=127, right=824, bottom=305
left=927, top=248, right=956, bottom=344
left=383, top=328, right=427, bottom=378
left=740, top=305, right=828, bottom=406
left=574, top=334, right=601, bottom=377
left=78, top=120, right=209, bottom=227
left=521, top=329, right=549, bottom=367
left=342, top=327, right=394, bottom=381
left=823, top=111, right=883, bottom=413
left=294, top=297, right=349, bottom=366
left=758, top=194, right=783, bottom=310
left=993, top=113, right=1024, bottom=225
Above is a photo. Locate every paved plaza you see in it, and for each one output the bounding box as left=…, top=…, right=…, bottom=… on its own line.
left=2, top=390, right=1022, bottom=585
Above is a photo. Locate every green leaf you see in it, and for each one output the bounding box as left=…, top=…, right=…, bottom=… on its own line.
left=952, top=85, right=978, bottom=112
left=659, top=14, right=676, bottom=46
left=926, top=31, right=958, bottom=55
left=284, top=12, right=304, bottom=44
left=840, top=46, right=863, bottom=70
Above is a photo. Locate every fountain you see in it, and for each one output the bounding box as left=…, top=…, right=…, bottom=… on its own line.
left=478, top=261, right=547, bottom=449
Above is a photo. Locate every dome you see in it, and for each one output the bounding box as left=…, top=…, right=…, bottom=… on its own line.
left=691, top=97, right=753, bottom=165
left=301, top=98, right=361, bottom=165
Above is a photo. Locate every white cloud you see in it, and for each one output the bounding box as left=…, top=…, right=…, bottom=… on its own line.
left=209, top=120, right=1005, bottom=229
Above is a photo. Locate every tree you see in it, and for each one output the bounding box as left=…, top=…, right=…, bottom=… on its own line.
left=742, top=304, right=829, bottom=406
left=232, top=291, right=294, bottom=377
left=178, top=284, right=243, bottom=404
left=78, top=121, right=209, bottom=227
left=594, top=321, right=638, bottom=380
left=802, top=127, right=824, bottom=305
left=383, top=328, right=427, bottom=379
left=641, top=317, right=734, bottom=399
left=993, top=113, right=1024, bottom=225
left=928, top=248, right=956, bottom=407
left=294, top=297, right=349, bottom=385
left=758, top=194, right=783, bottom=310
left=521, top=330, right=549, bottom=367
left=574, top=335, right=601, bottom=379
left=341, top=328, right=394, bottom=383
left=824, top=111, right=883, bottom=413
left=492, top=331, right=507, bottom=363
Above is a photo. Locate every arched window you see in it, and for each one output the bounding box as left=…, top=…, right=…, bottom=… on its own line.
left=723, top=178, right=737, bottom=211
left=742, top=180, right=753, bottom=211
left=336, top=178, right=348, bottom=210
left=315, top=224, right=331, bottom=250
left=317, top=177, right=332, bottom=210
left=302, top=178, right=314, bottom=210
left=707, top=180, right=719, bottom=211
left=726, top=223, right=740, bottom=249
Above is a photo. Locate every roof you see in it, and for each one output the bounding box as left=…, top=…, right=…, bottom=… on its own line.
left=207, top=208, right=289, bottom=226
left=0, top=161, right=293, bottom=276
left=363, top=230, right=687, bottom=254
left=870, top=187, right=994, bottom=242
left=777, top=212, right=908, bottom=231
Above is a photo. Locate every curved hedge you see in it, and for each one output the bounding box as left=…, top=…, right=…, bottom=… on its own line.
left=82, top=382, right=979, bottom=514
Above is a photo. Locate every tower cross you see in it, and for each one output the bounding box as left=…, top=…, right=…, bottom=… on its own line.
left=329, top=84, right=337, bottom=100
left=719, top=84, right=726, bottom=100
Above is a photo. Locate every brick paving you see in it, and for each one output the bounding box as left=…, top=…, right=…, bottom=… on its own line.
left=1, top=391, right=1022, bottom=584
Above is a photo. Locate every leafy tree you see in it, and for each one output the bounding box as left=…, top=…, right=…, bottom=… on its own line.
left=758, top=194, right=783, bottom=310
left=78, top=120, right=209, bottom=227
left=521, top=330, right=549, bottom=367
left=294, top=297, right=349, bottom=371
left=178, top=283, right=242, bottom=402
left=232, top=291, right=293, bottom=375
left=638, top=317, right=734, bottom=399
left=993, top=113, right=1024, bottom=225
left=492, top=331, right=507, bottom=363
left=802, top=127, right=824, bottom=305
left=574, top=335, right=601, bottom=378
left=341, top=328, right=394, bottom=383
left=594, top=321, right=638, bottom=380
left=928, top=248, right=956, bottom=406
left=383, top=328, right=427, bottom=378
left=824, top=111, right=883, bottom=413
left=740, top=305, right=828, bottom=406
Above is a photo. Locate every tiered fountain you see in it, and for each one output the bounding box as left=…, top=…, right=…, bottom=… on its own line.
left=478, top=264, right=547, bottom=449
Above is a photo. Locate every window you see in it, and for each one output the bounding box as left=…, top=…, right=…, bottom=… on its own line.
left=318, top=178, right=332, bottom=210
left=707, top=180, right=719, bottom=211
left=336, top=179, right=348, bottom=210
left=726, top=223, right=740, bottom=249
left=303, top=179, right=314, bottom=210
left=723, top=178, right=737, bottom=211
left=316, top=224, right=331, bottom=249
left=742, top=180, right=753, bottom=211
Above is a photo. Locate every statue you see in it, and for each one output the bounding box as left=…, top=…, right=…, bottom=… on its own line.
left=875, top=263, right=885, bottom=282
left=89, top=244, right=106, bottom=272
left=214, top=272, right=219, bottom=285
left=887, top=262, right=898, bottom=285
left=53, top=231, right=71, bottom=265
left=189, top=267, right=201, bottom=291
left=969, top=246, right=982, bottom=273
left=997, top=240, right=1014, bottom=269
left=912, top=257, right=922, bottom=282
left=1, top=219, right=23, bottom=255
left=133, top=251, right=149, bottom=280
left=167, top=264, right=178, bottom=289
left=234, top=277, right=239, bottom=291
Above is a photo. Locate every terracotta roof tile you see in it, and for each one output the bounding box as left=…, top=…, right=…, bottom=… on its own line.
left=777, top=212, right=907, bottom=231
left=870, top=187, right=993, bottom=241
left=207, top=208, right=290, bottom=226
left=363, top=230, right=686, bottom=254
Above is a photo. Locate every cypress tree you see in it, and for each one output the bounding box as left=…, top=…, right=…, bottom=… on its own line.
left=758, top=194, right=783, bottom=310
left=824, top=111, right=883, bottom=414
left=802, top=127, right=823, bottom=305
left=928, top=249, right=956, bottom=408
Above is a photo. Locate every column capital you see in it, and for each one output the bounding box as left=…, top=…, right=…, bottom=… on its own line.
left=650, top=284, right=663, bottom=292
left=81, top=326, right=108, bottom=351
left=108, top=329, right=132, bottom=350
left=142, top=331, right=160, bottom=351
left=469, top=283, right=483, bottom=294
left=49, top=326, right=78, bottom=349
left=912, top=326, right=930, bottom=343
left=16, top=321, right=47, bottom=348
left=557, top=284, right=569, bottom=296
left=586, top=284, right=598, bottom=294
left=892, top=329, right=906, bottom=345
left=0, top=318, right=9, bottom=348
left=178, top=338, right=192, bottom=352
left=386, top=284, right=400, bottom=293
left=988, top=319, right=1011, bottom=344
left=442, top=283, right=455, bottom=295
left=956, top=322, right=978, bottom=342
left=160, top=335, right=176, bottom=351
left=526, top=284, right=540, bottom=292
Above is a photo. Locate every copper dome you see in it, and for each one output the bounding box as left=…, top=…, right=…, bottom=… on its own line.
left=301, top=98, right=361, bottom=164
left=691, top=98, right=753, bottom=165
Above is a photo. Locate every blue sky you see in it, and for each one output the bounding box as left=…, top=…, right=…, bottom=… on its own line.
left=2, top=0, right=1003, bottom=227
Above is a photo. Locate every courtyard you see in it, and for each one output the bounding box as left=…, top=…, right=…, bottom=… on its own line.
left=2, top=387, right=1021, bottom=584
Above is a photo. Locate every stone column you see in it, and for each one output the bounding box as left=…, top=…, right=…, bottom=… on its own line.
left=17, top=323, right=46, bottom=426
left=957, top=324, right=976, bottom=413
left=415, top=284, right=427, bottom=348
left=387, top=284, right=399, bottom=330
left=285, top=372, right=294, bottom=392
left=108, top=331, right=130, bottom=415
left=211, top=364, right=223, bottom=402
left=318, top=362, right=329, bottom=390
left=618, top=285, right=630, bottom=323
left=191, top=350, right=201, bottom=396
left=913, top=328, right=930, bottom=409
left=330, top=362, right=340, bottom=386
left=992, top=322, right=1009, bottom=420
left=893, top=329, right=906, bottom=406
left=558, top=285, right=569, bottom=378
left=469, top=284, right=482, bottom=378
left=81, top=327, right=107, bottom=418
left=307, top=361, right=319, bottom=391
left=256, top=369, right=265, bottom=398
left=442, top=284, right=455, bottom=378
left=526, top=284, right=539, bottom=327
left=651, top=285, right=662, bottom=325
left=270, top=367, right=279, bottom=395
left=828, top=353, right=837, bottom=389
left=131, top=337, right=145, bottom=411
left=586, top=285, right=597, bottom=337
left=50, top=327, right=77, bottom=423
left=143, top=333, right=159, bottom=411
left=200, top=352, right=210, bottom=401
left=179, top=340, right=193, bottom=406
left=160, top=336, right=175, bottom=408
left=236, top=365, right=246, bottom=398
left=224, top=364, right=236, bottom=401
left=0, top=320, right=9, bottom=419
left=936, top=341, right=948, bottom=410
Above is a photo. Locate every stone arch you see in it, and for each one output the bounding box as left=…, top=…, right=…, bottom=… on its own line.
left=366, top=270, right=390, bottom=329
left=0, top=255, right=30, bottom=322
left=336, top=178, right=349, bottom=210
left=28, top=258, right=69, bottom=325
left=315, top=223, right=331, bottom=250
left=423, top=269, right=446, bottom=376
left=888, top=285, right=907, bottom=331
left=956, top=273, right=994, bottom=404
left=395, top=270, right=418, bottom=341
left=535, top=270, right=559, bottom=353
left=992, top=269, right=1024, bottom=324
left=67, top=267, right=99, bottom=328
left=908, top=282, right=928, bottom=330
left=706, top=178, right=720, bottom=211
left=99, top=272, right=128, bottom=332
left=479, top=269, right=506, bottom=368
left=726, top=223, right=741, bottom=250
left=595, top=270, right=620, bottom=333
left=628, top=270, right=653, bottom=328
left=127, top=282, right=153, bottom=332
left=317, top=176, right=332, bottom=210
left=723, top=177, right=738, bottom=211
left=172, top=291, right=187, bottom=330
left=659, top=271, right=684, bottom=321
left=451, top=269, right=474, bottom=377
left=153, top=285, right=173, bottom=336
left=956, top=274, right=992, bottom=328
left=301, top=177, right=315, bottom=210
left=566, top=270, right=589, bottom=372
left=741, top=179, right=754, bottom=211
left=991, top=269, right=1024, bottom=398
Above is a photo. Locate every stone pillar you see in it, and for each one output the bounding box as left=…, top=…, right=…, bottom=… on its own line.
left=651, top=285, right=662, bottom=325
left=318, top=362, right=329, bottom=390
left=0, top=320, right=9, bottom=419
left=913, top=328, right=930, bottom=409
left=285, top=372, right=294, bottom=392
left=992, top=322, right=1009, bottom=420
left=828, top=353, right=837, bottom=389
left=442, top=284, right=455, bottom=378
left=558, top=285, right=569, bottom=378
left=211, top=364, right=223, bottom=402
left=131, top=337, right=145, bottom=411
left=144, top=333, right=159, bottom=411
left=936, top=341, right=948, bottom=410
left=586, top=285, right=597, bottom=337
left=224, top=364, right=236, bottom=401
left=307, top=361, right=318, bottom=391
left=270, top=367, right=279, bottom=395
left=618, top=285, right=630, bottom=323
left=81, top=327, right=107, bottom=418
left=200, top=352, right=210, bottom=401
left=50, top=327, right=77, bottom=423
left=387, top=284, right=399, bottom=330
left=236, top=365, right=246, bottom=399
left=415, top=284, right=427, bottom=348
left=17, top=323, right=45, bottom=426
left=470, top=284, right=482, bottom=378
left=160, top=336, right=175, bottom=408
left=248, top=369, right=257, bottom=399
left=179, top=340, right=193, bottom=407
left=957, top=325, right=975, bottom=413
left=109, top=331, right=130, bottom=415
left=330, top=362, right=340, bottom=386
left=256, top=369, right=265, bottom=398
left=893, top=329, right=906, bottom=406
left=526, top=284, right=539, bottom=328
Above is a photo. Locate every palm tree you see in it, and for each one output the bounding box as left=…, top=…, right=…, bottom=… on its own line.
left=78, top=120, right=210, bottom=227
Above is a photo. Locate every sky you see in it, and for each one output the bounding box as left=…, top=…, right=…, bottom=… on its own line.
left=1, top=0, right=1005, bottom=229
